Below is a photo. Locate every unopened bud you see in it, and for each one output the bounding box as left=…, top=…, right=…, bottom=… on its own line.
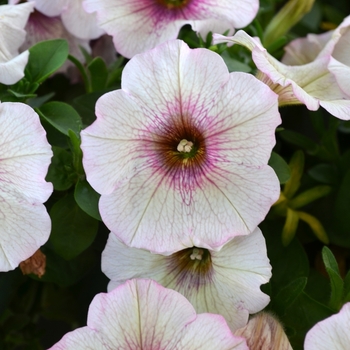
left=235, top=312, right=293, bottom=350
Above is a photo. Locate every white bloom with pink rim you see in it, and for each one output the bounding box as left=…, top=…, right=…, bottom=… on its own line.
left=213, top=30, right=350, bottom=120
left=282, top=15, right=350, bottom=101
left=81, top=39, right=281, bottom=254
left=0, top=102, right=52, bottom=271
left=25, top=0, right=104, bottom=40
left=102, top=227, right=272, bottom=332
left=0, top=2, right=34, bottom=85
left=83, top=0, right=259, bottom=58
left=304, top=303, right=350, bottom=350
left=49, top=279, right=248, bottom=350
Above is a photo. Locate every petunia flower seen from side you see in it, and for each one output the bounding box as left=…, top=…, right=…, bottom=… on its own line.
left=49, top=279, right=249, bottom=350
left=83, top=0, right=259, bottom=58
left=213, top=30, right=350, bottom=120
left=81, top=39, right=281, bottom=254
left=0, top=102, right=53, bottom=272
left=282, top=15, right=350, bottom=98
left=304, top=302, right=350, bottom=350
left=102, top=227, right=272, bottom=332
left=27, top=0, right=104, bottom=40
left=0, top=2, right=34, bottom=85
left=18, top=9, right=91, bottom=81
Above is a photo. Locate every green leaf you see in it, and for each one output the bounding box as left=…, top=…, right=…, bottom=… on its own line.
left=343, top=270, right=350, bottom=303
left=322, top=246, right=344, bottom=310
left=73, top=91, right=105, bottom=126
left=268, top=151, right=291, bottom=184
left=37, top=247, right=97, bottom=287
left=272, top=277, right=307, bottom=315
left=68, top=130, right=84, bottom=177
left=49, top=194, right=99, bottom=260
left=280, top=130, right=319, bottom=155
left=281, top=292, right=334, bottom=350
left=284, top=150, right=304, bottom=199
left=74, top=179, right=101, bottom=221
left=27, top=92, right=55, bottom=108
left=262, top=221, right=309, bottom=290
left=332, top=170, right=350, bottom=248
left=25, top=39, right=69, bottom=84
left=289, top=186, right=332, bottom=209
left=282, top=208, right=299, bottom=246
left=220, top=51, right=252, bottom=73
left=308, top=163, right=338, bottom=185
left=87, top=57, right=108, bottom=91
left=38, top=102, right=82, bottom=136
left=297, top=211, right=329, bottom=244
left=46, top=146, right=75, bottom=191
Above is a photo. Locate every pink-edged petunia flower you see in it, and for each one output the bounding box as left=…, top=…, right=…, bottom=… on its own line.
left=282, top=15, right=350, bottom=98
left=0, top=2, right=34, bottom=85
left=49, top=279, right=249, bottom=350
left=27, top=0, right=104, bottom=40
left=213, top=30, right=350, bottom=120
left=83, top=0, right=259, bottom=58
left=81, top=39, right=281, bottom=254
left=102, top=227, right=272, bottom=332
left=304, top=302, right=350, bottom=350
left=18, top=8, right=91, bottom=81
left=0, top=102, right=53, bottom=272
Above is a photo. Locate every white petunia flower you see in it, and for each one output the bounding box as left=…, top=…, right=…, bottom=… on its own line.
left=0, top=102, right=52, bottom=271
left=28, top=0, right=104, bottom=40
left=213, top=30, right=350, bottom=120
left=102, top=227, right=272, bottom=332
left=304, top=302, right=350, bottom=350
left=81, top=39, right=281, bottom=254
left=83, top=0, right=259, bottom=58
left=282, top=15, right=350, bottom=100
left=49, top=279, right=249, bottom=350
left=0, top=2, right=34, bottom=85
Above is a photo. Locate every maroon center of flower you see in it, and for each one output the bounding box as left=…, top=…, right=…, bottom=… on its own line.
left=154, top=114, right=206, bottom=169
left=166, top=247, right=213, bottom=292
left=155, top=0, right=190, bottom=10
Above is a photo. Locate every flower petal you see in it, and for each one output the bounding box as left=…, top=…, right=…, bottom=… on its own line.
left=304, top=303, right=350, bottom=350
left=0, top=2, right=34, bottom=84
left=102, top=227, right=271, bottom=332
left=88, top=279, right=197, bottom=348
left=0, top=102, right=52, bottom=272
left=48, top=327, right=106, bottom=350
left=82, top=40, right=280, bottom=253
left=173, top=314, right=248, bottom=349
left=83, top=0, right=258, bottom=58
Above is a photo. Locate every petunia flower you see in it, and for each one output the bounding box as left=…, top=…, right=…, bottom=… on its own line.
left=304, top=302, right=350, bottom=350
left=83, top=0, right=259, bottom=58
left=282, top=15, right=350, bottom=98
left=49, top=279, right=249, bottom=350
left=213, top=30, right=350, bottom=120
left=0, top=102, right=53, bottom=272
left=27, top=0, right=104, bottom=40
left=17, top=8, right=91, bottom=81
left=102, top=227, right=272, bottom=332
left=0, top=2, right=34, bottom=85
left=81, top=39, right=281, bottom=254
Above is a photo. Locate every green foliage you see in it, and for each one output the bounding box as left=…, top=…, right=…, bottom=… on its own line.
left=74, top=179, right=101, bottom=221
left=49, top=194, right=99, bottom=260
left=25, top=40, right=69, bottom=85
left=37, top=102, right=82, bottom=137
left=268, top=151, right=291, bottom=184
left=322, top=246, right=344, bottom=310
